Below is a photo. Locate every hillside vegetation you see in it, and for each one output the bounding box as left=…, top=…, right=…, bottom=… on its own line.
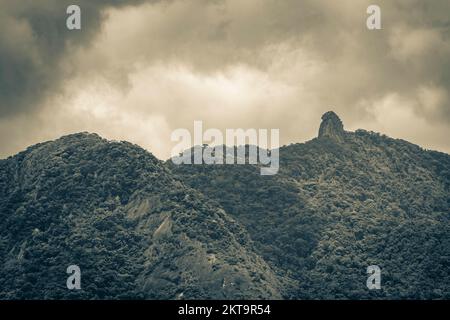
left=169, top=112, right=450, bottom=299
left=0, top=133, right=283, bottom=299
left=1, top=112, right=449, bottom=299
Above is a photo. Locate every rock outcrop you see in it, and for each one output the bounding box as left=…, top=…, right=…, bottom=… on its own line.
left=318, top=111, right=345, bottom=142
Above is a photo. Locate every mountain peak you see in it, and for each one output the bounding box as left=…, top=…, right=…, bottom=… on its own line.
left=318, top=111, right=345, bottom=142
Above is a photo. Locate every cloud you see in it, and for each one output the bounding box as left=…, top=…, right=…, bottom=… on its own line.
left=0, top=0, right=151, bottom=116
left=356, top=92, right=450, bottom=153
left=0, top=0, right=449, bottom=158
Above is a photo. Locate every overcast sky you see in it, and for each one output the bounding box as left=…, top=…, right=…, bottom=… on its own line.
left=1, top=0, right=449, bottom=159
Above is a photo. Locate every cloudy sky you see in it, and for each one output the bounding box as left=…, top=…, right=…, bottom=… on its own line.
left=1, top=0, right=449, bottom=159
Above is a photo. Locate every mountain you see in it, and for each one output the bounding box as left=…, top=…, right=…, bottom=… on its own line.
left=0, top=133, right=283, bottom=299
left=0, top=112, right=449, bottom=299
left=168, top=111, right=450, bottom=299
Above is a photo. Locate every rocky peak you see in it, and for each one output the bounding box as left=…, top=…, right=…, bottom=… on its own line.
left=318, top=111, right=345, bottom=142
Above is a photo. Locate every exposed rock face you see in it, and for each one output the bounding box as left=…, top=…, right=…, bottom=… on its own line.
left=318, top=111, right=345, bottom=142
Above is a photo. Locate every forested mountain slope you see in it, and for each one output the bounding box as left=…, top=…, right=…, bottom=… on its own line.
left=1, top=112, right=448, bottom=299
left=168, top=112, right=450, bottom=299
left=0, top=133, right=283, bottom=299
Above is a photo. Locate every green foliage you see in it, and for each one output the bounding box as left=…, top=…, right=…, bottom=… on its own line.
left=169, top=132, right=450, bottom=299
left=0, top=133, right=282, bottom=299
left=1, top=129, right=449, bottom=299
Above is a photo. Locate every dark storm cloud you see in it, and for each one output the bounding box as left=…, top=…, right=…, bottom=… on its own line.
left=79, top=0, right=450, bottom=120
left=0, top=0, right=154, bottom=117
left=0, top=0, right=449, bottom=159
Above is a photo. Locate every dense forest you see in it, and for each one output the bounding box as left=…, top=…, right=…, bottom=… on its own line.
left=169, top=112, right=450, bottom=299
left=0, top=133, right=283, bottom=299
left=0, top=112, right=449, bottom=299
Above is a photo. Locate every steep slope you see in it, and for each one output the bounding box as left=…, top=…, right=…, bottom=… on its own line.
left=0, top=133, right=283, bottom=299
left=168, top=112, right=450, bottom=299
